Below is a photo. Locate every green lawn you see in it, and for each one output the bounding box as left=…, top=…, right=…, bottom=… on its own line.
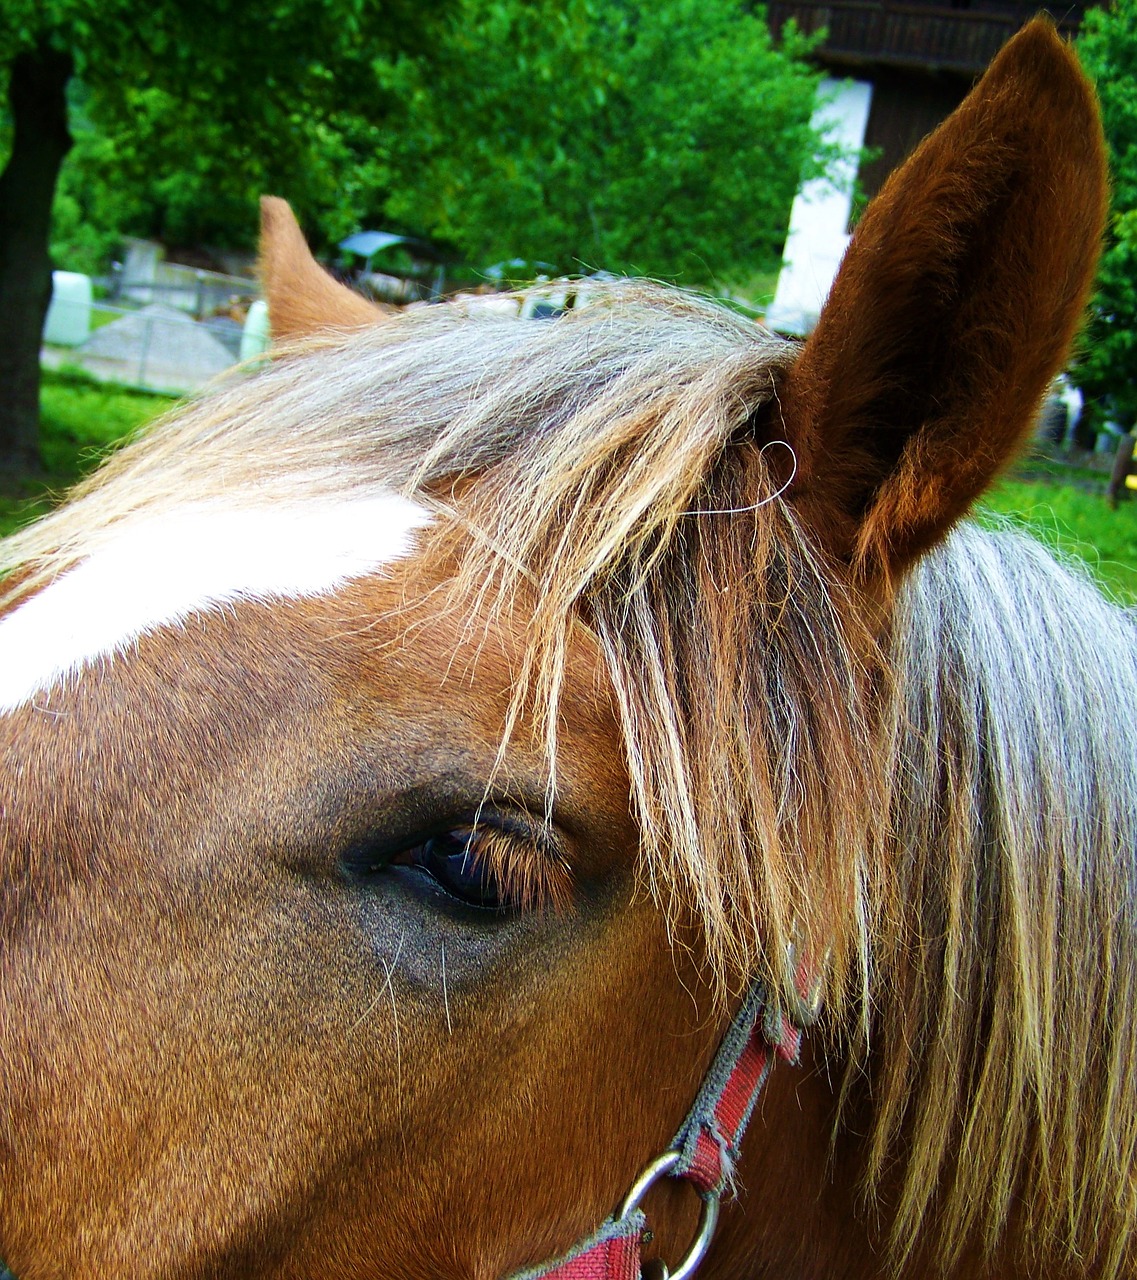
left=979, top=478, right=1137, bottom=605
left=5, top=372, right=1137, bottom=606
left=0, top=370, right=175, bottom=536
left=720, top=265, right=782, bottom=314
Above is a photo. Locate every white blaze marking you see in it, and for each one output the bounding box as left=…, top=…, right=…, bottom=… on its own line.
left=0, top=493, right=433, bottom=713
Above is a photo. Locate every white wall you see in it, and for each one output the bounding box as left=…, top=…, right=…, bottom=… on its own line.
left=765, top=78, right=873, bottom=337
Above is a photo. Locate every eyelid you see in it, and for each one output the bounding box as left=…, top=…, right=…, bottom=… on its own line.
left=343, top=804, right=575, bottom=915
left=338, top=804, right=535, bottom=870
left=475, top=806, right=566, bottom=865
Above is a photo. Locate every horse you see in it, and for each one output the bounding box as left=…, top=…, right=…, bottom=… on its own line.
left=1, top=19, right=1133, bottom=1279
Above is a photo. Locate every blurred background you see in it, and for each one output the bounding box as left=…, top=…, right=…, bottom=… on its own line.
left=5, top=0, right=1137, bottom=598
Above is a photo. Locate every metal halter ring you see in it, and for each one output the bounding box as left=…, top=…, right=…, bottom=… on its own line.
left=616, top=1150, right=720, bottom=1280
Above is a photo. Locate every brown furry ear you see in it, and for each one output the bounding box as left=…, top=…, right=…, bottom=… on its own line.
left=258, top=197, right=388, bottom=340
left=779, top=19, right=1107, bottom=582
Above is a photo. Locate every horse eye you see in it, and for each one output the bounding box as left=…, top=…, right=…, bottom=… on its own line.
left=395, top=828, right=506, bottom=911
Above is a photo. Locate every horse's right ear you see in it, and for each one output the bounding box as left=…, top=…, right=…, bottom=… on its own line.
left=778, top=19, right=1107, bottom=585
left=258, top=196, right=388, bottom=340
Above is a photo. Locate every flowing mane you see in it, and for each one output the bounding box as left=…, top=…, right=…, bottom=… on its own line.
left=876, top=526, right=1137, bottom=1273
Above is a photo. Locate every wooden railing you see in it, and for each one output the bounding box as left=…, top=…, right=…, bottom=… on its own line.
left=766, top=1, right=1087, bottom=75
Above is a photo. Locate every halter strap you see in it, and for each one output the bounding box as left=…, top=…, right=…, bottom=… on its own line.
left=510, top=967, right=817, bottom=1280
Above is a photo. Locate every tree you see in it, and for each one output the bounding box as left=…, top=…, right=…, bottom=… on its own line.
left=48, top=74, right=389, bottom=264
left=1076, top=1, right=1137, bottom=432
left=0, top=0, right=444, bottom=473
left=375, top=0, right=825, bottom=284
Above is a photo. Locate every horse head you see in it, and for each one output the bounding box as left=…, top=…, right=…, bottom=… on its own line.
left=2, top=20, right=1130, bottom=1280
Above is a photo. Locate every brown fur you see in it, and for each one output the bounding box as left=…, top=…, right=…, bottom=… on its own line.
left=0, top=20, right=1125, bottom=1280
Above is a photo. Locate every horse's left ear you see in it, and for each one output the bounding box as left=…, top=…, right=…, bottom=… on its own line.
left=258, top=196, right=389, bottom=340
left=779, top=19, right=1108, bottom=582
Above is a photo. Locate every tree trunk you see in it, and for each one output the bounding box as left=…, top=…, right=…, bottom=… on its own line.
left=0, top=43, right=74, bottom=478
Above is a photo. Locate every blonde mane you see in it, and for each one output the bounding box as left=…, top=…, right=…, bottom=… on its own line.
left=872, top=525, right=1137, bottom=1274
left=4, top=283, right=1135, bottom=1272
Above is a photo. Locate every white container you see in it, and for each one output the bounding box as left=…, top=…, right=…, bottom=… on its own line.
left=240, top=299, right=271, bottom=361
left=44, top=271, right=93, bottom=346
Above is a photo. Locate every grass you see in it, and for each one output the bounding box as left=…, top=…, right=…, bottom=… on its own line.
left=720, top=265, right=782, bottom=314
left=4, top=371, right=1137, bottom=606
left=979, top=475, right=1137, bottom=605
left=0, top=369, right=175, bottom=537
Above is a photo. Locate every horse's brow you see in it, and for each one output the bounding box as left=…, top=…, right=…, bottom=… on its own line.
left=0, top=492, right=432, bottom=715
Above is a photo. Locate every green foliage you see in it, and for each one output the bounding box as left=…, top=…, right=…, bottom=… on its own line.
left=1076, top=3, right=1137, bottom=430
left=1, top=0, right=448, bottom=270
left=8, top=0, right=830, bottom=287
left=377, top=0, right=824, bottom=283
left=48, top=82, right=138, bottom=272
left=50, top=84, right=322, bottom=256
left=31, top=0, right=828, bottom=285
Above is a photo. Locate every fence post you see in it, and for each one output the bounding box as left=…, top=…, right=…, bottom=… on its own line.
left=137, top=311, right=154, bottom=390
left=1107, top=429, right=1136, bottom=508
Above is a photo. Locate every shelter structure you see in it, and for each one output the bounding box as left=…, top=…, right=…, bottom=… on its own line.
left=768, top=1, right=1091, bottom=198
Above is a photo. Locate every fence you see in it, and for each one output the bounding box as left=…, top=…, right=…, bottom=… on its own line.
left=42, top=293, right=269, bottom=397
left=115, top=240, right=257, bottom=321
left=114, top=268, right=257, bottom=321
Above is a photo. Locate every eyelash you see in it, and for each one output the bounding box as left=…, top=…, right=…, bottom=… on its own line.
left=475, top=825, right=573, bottom=915
left=388, top=822, right=574, bottom=915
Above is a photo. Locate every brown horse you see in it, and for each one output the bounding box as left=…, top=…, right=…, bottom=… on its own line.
left=1, top=20, right=1133, bottom=1280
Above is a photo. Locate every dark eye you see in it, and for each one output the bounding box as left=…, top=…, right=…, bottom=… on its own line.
left=344, top=813, right=573, bottom=915
left=392, top=828, right=506, bottom=911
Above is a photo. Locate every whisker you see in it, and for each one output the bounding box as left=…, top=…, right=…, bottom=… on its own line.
left=441, top=941, right=453, bottom=1036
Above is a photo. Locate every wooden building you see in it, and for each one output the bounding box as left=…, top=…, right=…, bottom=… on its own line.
left=766, top=2, right=1091, bottom=196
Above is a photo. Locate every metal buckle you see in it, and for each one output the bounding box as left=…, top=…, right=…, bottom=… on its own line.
left=784, top=940, right=826, bottom=1027
left=616, top=1150, right=720, bottom=1280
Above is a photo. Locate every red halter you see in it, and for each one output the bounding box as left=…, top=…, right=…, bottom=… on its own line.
left=511, top=963, right=820, bottom=1280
